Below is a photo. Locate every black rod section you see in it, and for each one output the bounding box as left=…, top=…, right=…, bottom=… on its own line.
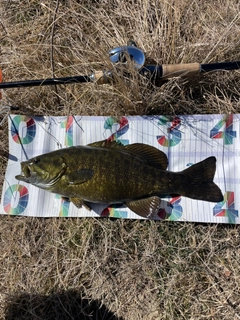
left=200, top=61, right=240, bottom=73
left=0, top=75, right=91, bottom=89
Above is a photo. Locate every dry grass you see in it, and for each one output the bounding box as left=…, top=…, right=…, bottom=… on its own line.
left=0, top=0, right=240, bottom=319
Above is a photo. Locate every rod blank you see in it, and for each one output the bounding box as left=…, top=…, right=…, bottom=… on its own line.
left=0, top=75, right=91, bottom=89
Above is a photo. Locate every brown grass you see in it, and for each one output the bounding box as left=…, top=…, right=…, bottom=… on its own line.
left=1, top=0, right=240, bottom=319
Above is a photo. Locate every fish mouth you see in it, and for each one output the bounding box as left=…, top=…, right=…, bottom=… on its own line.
left=15, top=162, right=33, bottom=182
left=21, top=163, right=31, bottom=178
left=15, top=160, right=67, bottom=187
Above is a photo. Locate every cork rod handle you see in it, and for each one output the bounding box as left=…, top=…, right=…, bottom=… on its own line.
left=162, top=63, right=201, bottom=78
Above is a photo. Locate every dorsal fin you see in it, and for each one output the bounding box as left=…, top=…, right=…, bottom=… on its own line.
left=124, top=143, right=168, bottom=170
left=87, top=139, right=124, bottom=148
left=88, top=140, right=168, bottom=170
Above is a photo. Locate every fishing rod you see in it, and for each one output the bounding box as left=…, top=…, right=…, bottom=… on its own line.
left=0, top=44, right=239, bottom=89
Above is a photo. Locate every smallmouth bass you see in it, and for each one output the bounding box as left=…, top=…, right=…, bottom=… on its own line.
left=15, top=140, right=223, bottom=218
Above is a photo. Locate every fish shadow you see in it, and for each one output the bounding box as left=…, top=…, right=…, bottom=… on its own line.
left=5, top=290, right=123, bottom=320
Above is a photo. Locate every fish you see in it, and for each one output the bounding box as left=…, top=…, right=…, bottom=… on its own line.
left=15, top=140, right=223, bottom=218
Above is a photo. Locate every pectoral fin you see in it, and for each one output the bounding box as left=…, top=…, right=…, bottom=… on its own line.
left=70, top=197, right=92, bottom=211
left=126, top=196, right=162, bottom=219
left=66, top=169, right=93, bottom=185
left=70, top=197, right=84, bottom=208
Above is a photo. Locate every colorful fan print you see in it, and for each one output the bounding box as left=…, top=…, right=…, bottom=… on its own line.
left=213, top=191, right=238, bottom=224
left=101, top=206, right=128, bottom=218
left=104, top=116, right=129, bottom=145
left=11, top=115, right=36, bottom=144
left=157, top=116, right=181, bottom=147
left=158, top=196, right=183, bottom=221
left=61, top=116, right=74, bottom=146
left=210, top=114, right=236, bottom=145
left=3, top=184, right=29, bottom=215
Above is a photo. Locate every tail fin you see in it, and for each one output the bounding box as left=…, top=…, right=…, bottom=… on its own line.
left=181, top=157, right=223, bottom=202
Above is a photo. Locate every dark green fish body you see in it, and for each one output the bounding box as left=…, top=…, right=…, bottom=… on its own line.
left=16, top=140, right=223, bottom=218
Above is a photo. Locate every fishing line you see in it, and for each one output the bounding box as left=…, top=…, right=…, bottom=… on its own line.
left=8, top=115, right=29, bottom=160
left=37, top=117, right=63, bottom=149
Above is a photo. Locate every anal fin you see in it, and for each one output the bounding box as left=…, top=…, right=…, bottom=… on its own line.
left=126, top=196, right=162, bottom=219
